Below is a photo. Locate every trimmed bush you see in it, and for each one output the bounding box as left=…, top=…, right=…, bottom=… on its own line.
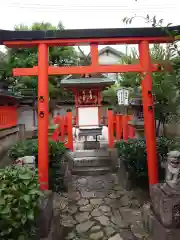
left=0, top=166, right=43, bottom=240
left=115, top=137, right=178, bottom=184
left=8, top=139, right=67, bottom=192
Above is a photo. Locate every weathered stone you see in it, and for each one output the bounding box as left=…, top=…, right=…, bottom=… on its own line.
left=76, top=220, right=95, bottom=233
left=80, top=204, right=94, bottom=212
left=61, top=215, right=76, bottom=227
left=152, top=215, right=180, bottom=240
left=151, top=183, right=180, bottom=228
left=90, top=198, right=104, bottom=205
left=95, top=216, right=110, bottom=226
left=109, top=193, right=117, bottom=199
left=81, top=191, right=96, bottom=198
left=99, top=205, right=111, bottom=213
left=119, top=230, right=136, bottom=240
left=68, top=205, right=78, bottom=214
left=105, top=226, right=116, bottom=237
left=91, top=225, right=101, bottom=231
left=78, top=178, right=87, bottom=185
left=90, top=231, right=104, bottom=240
left=131, top=221, right=149, bottom=239
left=120, top=208, right=141, bottom=225
left=91, top=208, right=103, bottom=217
left=77, top=199, right=89, bottom=206
left=74, top=212, right=90, bottom=223
left=113, top=185, right=124, bottom=191
left=119, top=195, right=131, bottom=207
left=65, top=231, right=76, bottom=240
left=108, top=234, right=123, bottom=240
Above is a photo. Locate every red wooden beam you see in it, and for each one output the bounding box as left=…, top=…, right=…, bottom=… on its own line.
left=3, top=36, right=173, bottom=48
left=38, top=43, right=49, bottom=190
left=13, top=64, right=160, bottom=76
left=139, top=41, right=158, bottom=185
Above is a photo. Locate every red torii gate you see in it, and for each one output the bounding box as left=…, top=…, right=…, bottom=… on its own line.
left=1, top=26, right=178, bottom=190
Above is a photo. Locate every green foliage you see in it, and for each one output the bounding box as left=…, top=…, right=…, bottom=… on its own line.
left=1, top=21, right=78, bottom=100
left=0, top=166, right=43, bottom=239
left=115, top=137, right=177, bottom=182
left=8, top=139, right=67, bottom=192
left=119, top=45, right=180, bottom=135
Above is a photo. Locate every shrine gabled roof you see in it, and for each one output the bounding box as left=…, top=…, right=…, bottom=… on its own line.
left=60, top=77, right=114, bottom=88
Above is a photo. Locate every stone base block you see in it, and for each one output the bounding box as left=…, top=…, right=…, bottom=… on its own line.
left=141, top=203, right=155, bottom=235
left=36, top=190, right=53, bottom=238
left=84, top=141, right=100, bottom=150
left=117, top=158, right=132, bottom=190
left=152, top=215, right=180, bottom=240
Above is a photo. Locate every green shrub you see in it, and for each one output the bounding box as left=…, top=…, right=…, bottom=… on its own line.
left=115, top=137, right=177, bottom=183
left=0, top=166, right=43, bottom=240
left=8, top=139, right=67, bottom=192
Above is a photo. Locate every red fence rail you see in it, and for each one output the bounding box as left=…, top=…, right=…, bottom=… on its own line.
left=107, top=109, right=135, bottom=148
left=51, top=111, right=73, bottom=151
left=0, top=106, right=18, bottom=129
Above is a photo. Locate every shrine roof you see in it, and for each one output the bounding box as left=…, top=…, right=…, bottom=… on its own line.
left=61, top=77, right=114, bottom=88
left=0, top=25, right=180, bottom=45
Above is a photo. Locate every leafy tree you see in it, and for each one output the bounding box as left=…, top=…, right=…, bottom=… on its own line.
left=119, top=45, right=179, bottom=136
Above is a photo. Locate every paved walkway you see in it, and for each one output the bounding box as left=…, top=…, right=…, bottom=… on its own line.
left=54, top=173, right=151, bottom=240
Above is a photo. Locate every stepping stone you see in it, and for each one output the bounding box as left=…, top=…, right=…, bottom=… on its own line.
left=80, top=204, right=94, bottom=212
left=90, top=231, right=104, bottom=240
left=68, top=205, right=78, bottom=214
left=76, top=220, right=95, bottom=233
left=78, top=199, right=89, bottom=206
left=75, top=212, right=90, bottom=223
left=95, top=216, right=110, bottom=226
left=91, top=208, right=102, bottom=217
left=99, top=205, right=111, bottom=213
left=61, top=215, right=76, bottom=227
left=108, top=234, right=123, bottom=240
left=105, top=226, right=116, bottom=237
left=91, top=226, right=101, bottom=232
left=113, top=185, right=124, bottom=191
left=90, top=198, right=104, bottom=205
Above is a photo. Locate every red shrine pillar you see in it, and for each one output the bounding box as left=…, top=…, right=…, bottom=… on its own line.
left=139, top=41, right=158, bottom=185
left=38, top=43, right=49, bottom=190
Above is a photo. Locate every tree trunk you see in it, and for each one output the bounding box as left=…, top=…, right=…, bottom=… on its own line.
left=156, top=119, right=161, bottom=137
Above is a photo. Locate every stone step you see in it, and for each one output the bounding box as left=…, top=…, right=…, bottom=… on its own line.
left=74, top=149, right=110, bottom=158
left=72, top=166, right=111, bottom=176
left=73, top=156, right=110, bottom=167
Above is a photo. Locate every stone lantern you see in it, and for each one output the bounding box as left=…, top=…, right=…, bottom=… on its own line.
left=128, top=87, right=145, bottom=139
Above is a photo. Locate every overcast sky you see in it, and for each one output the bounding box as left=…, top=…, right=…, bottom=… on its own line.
left=0, top=0, right=179, bottom=53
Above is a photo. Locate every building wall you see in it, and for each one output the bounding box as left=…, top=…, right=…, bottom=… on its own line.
left=99, top=51, right=121, bottom=81
left=18, top=105, right=110, bottom=130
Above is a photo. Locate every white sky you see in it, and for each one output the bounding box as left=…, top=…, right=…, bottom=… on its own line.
left=0, top=0, right=179, bottom=53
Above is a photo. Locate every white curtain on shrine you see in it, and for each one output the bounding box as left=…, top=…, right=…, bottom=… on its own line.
left=78, top=107, right=99, bottom=126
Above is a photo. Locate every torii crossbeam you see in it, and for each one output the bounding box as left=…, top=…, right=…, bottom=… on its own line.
left=1, top=25, right=179, bottom=190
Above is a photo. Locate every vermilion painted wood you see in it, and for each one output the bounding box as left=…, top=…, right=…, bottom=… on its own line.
left=3, top=36, right=173, bottom=48
left=66, top=111, right=73, bottom=151
left=12, top=64, right=160, bottom=76
left=122, top=115, right=128, bottom=141
left=38, top=43, right=49, bottom=190
left=128, top=115, right=135, bottom=138
left=139, top=41, right=158, bottom=185
left=116, top=114, right=123, bottom=140
left=107, top=109, right=114, bottom=148
left=0, top=106, right=17, bottom=129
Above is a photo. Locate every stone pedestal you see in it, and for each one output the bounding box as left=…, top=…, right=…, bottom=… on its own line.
left=36, top=190, right=53, bottom=238
left=84, top=141, right=100, bottom=150
left=152, top=214, right=180, bottom=240
left=150, top=184, right=180, bottom=229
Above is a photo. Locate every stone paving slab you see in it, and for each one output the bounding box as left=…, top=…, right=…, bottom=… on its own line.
left=54, top=173, right=151, bottom=240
